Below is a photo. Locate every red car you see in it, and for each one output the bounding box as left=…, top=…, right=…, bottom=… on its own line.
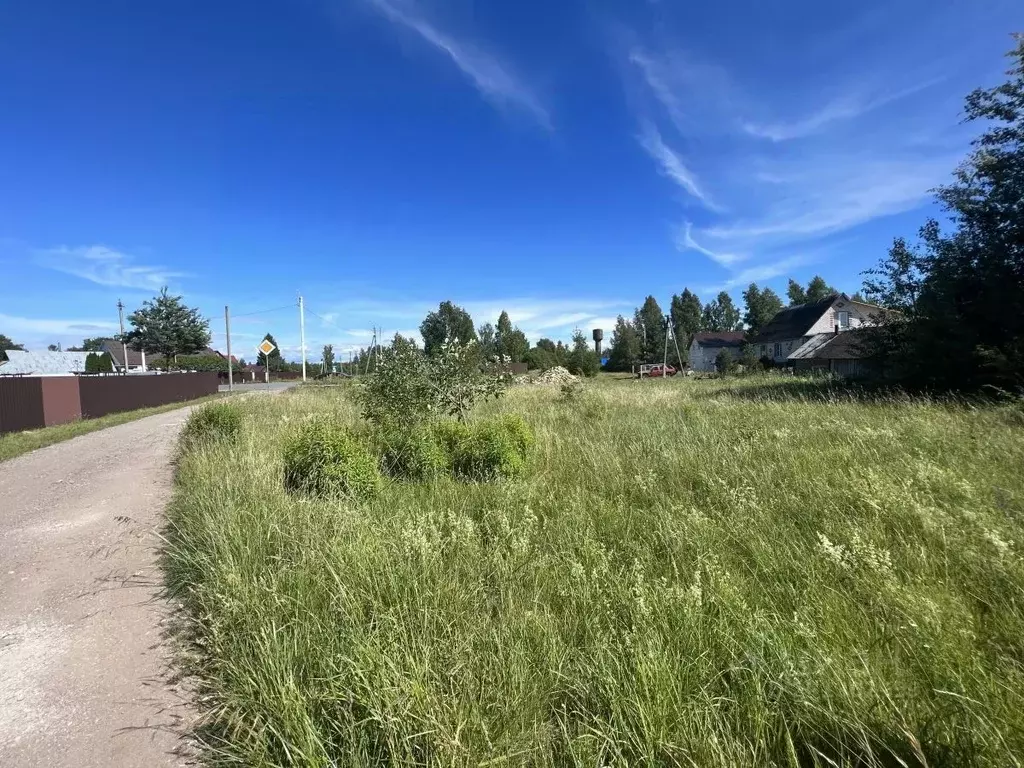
left=644, top=364, right=676, bottom=377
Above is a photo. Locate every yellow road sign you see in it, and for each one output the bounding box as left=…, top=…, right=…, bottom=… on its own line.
left=258, top=339, right=276, bottom=356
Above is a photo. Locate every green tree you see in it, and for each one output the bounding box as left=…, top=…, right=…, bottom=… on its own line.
left=477, top=323, right=496, bottom=361
left=77, top=337, right=108, bottom=352
left=786, top=279, right=807, bottom=306
left=97, top=352, right=114, bottom=373
left=526, top=338, right=562, bottom=370
left=124, top=288, right=210, bottom=367
left=567, top=329, right=600, bottom=377
left=863, top=38, right=1024, bottom=390
left=420, top=301, right=476, bottom=356
left=715, top=348, right=737, bottom=375
left=322, top=344, right=335, bottom=373
left=257, top=333, right=283, bottom=370
left=85, top=352, right=100, bottom=373
left=742, top=283, right=784, bottom=339
left=494, top=311, right=529, bottom=363
left=635, top=296, right=666, bottom=362
left=606, top=315, right=641, bottom=372
left=701, top=292, right=741, bottom=332
left=805, top=275, right=838, bottom=303
left=738, top=343, right=759, bottom=371
left=671, top=289, right=703, bottom=342
left=0, top=333, right=24, bottom=362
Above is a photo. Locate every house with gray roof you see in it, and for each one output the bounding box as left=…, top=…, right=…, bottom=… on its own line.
left=749, top=294, right=882, bottom=373
left=688, top=331, right=745, bottom=372
left=0, top=350, right=91, bottom=376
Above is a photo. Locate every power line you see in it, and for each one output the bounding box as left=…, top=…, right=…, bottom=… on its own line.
left=232, top=303, right=296, bottom=318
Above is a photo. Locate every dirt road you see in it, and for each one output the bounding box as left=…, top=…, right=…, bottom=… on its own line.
left=0, top=407, right=197, bottom=767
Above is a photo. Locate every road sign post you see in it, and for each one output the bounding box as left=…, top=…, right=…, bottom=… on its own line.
left=258, top=339, right=276, bottom=387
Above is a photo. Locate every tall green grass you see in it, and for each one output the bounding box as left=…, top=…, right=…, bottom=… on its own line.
left=164, top=377, right=1024, bottom=766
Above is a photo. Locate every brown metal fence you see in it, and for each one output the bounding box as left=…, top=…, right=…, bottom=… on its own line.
left=0, top=378, right=46, bottom=434
left=0, top=373, right=220, bottom=434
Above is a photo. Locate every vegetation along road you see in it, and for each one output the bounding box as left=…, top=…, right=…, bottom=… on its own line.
left=0, top=407, right=198, bottom=767
left=167, top=375, right=1024, bottom=766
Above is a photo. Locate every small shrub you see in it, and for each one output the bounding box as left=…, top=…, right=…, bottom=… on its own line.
left=559, top=379, right=584, bottom=402
left=379, top=425, right=452, bottom=479
left=180, top=402, right=243, bottom=446
left=283, top=420, right=381, bottom=499
left=452, top=416, right=534, bottom=480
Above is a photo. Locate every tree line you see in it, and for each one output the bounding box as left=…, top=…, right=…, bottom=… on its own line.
left=860, top=37, right=1024, bottom=392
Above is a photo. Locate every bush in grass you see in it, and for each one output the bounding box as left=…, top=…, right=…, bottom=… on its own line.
left=283, top=419, right=381, bottom=499
left=180, top=402, right=243, bottom=446
left=378, top=424, right=452, bottom=479
left=451, top=415, right=533, bottom=480
left=377, top=415, right=534, bottom=481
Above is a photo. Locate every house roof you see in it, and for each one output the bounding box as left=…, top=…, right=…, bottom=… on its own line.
left=750, top=294, right=842, bottom=344
left=691, top=331, right=745, bottom=348
left=100, top=339, right=145, bottom=367
left=788, top=329, right=874, bottom=361
left=0, top=350, right=91, bottom=375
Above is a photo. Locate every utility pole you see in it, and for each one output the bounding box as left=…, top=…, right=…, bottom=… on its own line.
left=662, top=314, right=671, bottom=377
left=117, top=299, right=128, bottom=375
left=298, top=294, right=307, bottom=382
left=225, top=305, right=233, bottom=391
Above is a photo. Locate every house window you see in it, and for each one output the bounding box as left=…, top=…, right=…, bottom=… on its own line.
left=837, top=310, right=850, bottom=329
left=773, top=342, right=782, bottom=358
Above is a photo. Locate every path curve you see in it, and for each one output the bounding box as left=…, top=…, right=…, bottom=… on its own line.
left=0, top=407, right=200, bottom=767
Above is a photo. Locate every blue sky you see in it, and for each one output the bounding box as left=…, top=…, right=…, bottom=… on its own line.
left=0, top=0, right=1019, bottom=359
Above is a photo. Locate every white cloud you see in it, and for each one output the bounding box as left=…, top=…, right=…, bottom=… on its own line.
left=365, top=0, right=550, bottom=128
left=0, top=312, right=119, bottom=348
left=636, top=121, right=716, bottom=209
left=741, top=78, right=945, bottom=142
left=677, top=222, right=744, bottom=266
left=701, top=255, right=814, bottom=292
left=34, top=245, right=188, bottom=291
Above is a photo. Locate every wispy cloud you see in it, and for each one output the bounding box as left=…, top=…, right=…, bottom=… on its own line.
left=741, top=78, right=945, bottom=142
left=677, top=222, right=744, bottom=266
left=621, top=27, right=967, bottom=293
left=365, top=0, right=550, bottom=128
left=0, top=312, right=119, bottom=346
left=35, top=245, right=188, bottom=291
left=700, top=255, right=814, bottom=292
left=636, top=121, right=716, bottom=209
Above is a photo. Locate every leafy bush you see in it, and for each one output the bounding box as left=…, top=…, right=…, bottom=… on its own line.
left=283, top=420, right=381, bottom=499
left=377, top=415, right=534, bottom=482
left=180, top=402, right=243, bottom=446
left=716, top=348, right=738, bottom=375
left=378, top=425, right=452, bottom=480
left=451, top=416, right=533, bottom=480
left=360, top=337, right=511, bottom=427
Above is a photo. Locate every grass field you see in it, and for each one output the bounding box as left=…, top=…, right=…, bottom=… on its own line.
left=165, top=377, right=1024, bottom=767
left=0, top=393, right=225, bottom=463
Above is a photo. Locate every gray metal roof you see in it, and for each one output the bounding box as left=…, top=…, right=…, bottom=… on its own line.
left=0, top=350, right=91, bottom=375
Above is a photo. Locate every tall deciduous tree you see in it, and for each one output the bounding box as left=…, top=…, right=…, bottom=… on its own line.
left=124, top=288, right=210, bottom=367
left=635, top=296, right=666, bottom=362
left=671, top=289, right=703, bottom=343
left=806, top=275, right=838, bottom=303
left=607, top=315, right=641, bottom=372
left=786, top=279, right=808, bottom=306
left=864, top=37, right=1024, bottom=390
left=420, top=301, right=476, bottom=355
left=742, top=283, right=784, bottom=339
left=701, top=292, right=741, bottom=332
left=567, top=329, right=600, bottom=377
left=494, top=311, right=529, bottom=362
left=477, top=323, right=496, bottom=361
left=322, top=344, right=335, bottom=372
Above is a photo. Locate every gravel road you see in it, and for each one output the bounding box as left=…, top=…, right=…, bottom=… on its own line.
left=0, top=407, right=199, bottom=767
